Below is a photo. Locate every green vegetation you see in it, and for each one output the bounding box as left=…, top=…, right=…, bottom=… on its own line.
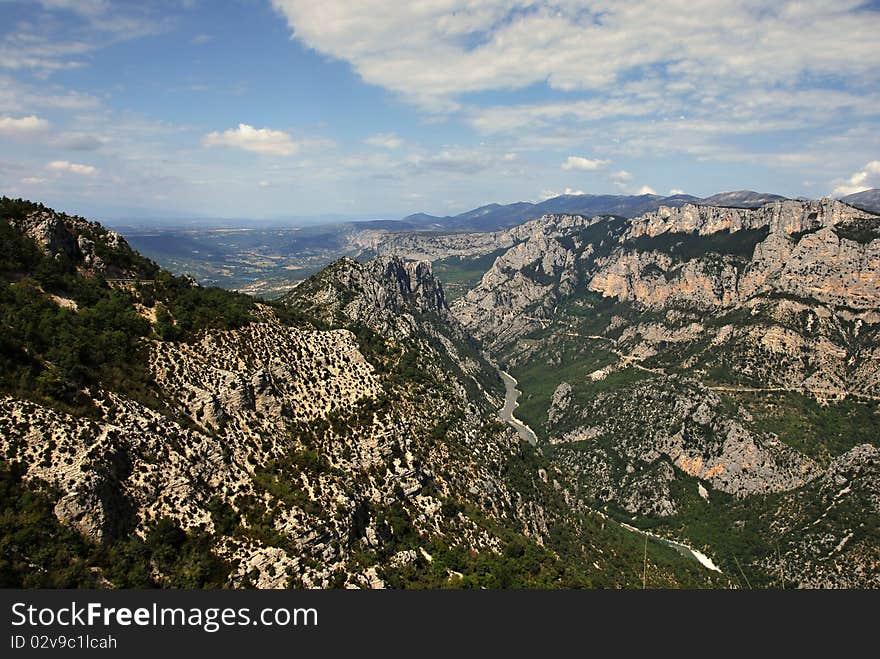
left=368, top=442, right=719, bottom=589
left=0, top=277, right=154, bottom=413
left=430, top=248, right=507, bottom=301
left=503, top=294, right=659, bottom=436
left=0, top=462, right=229, bottom=588
left=149, top=271, right=256, bottom=340
left=622, top=227, right=770, bottom=261
left=630, top=473, right=779, bottom=588
left=0, top=199, right=283, bottom=415
left=727, top=390, right=880, bottom=464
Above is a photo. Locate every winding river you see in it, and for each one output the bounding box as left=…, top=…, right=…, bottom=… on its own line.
left=495, top=368, right=722, bottom=574
left=498, top=370, right=538, bottom=445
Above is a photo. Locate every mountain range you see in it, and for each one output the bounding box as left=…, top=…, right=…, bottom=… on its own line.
left=116, top=189, right=880, bottom=300
left=841, top=188, right=880, bottom=214
left=387, top=190, right=786, bottom=233
left=1, top=193, right=878, bottom=588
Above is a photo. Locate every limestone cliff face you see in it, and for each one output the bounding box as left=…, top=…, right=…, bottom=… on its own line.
left=451, top=214, right=604, bottom=345
left=582, top=223, right=880, bottom=314
left=453, top=201, right=880, bottom=394
left=291, top=256, right=451, bottom=336
left=743, top=227, right=880, bottom=308
left=549, top=377, right=818, bottom=516
left=286, top=255, right=506, bottom=412
left=583, top=200, right=878, bottom=311
left=587, top=251, right=744, bottom=309
left=624, top=199, right=863, bottom=239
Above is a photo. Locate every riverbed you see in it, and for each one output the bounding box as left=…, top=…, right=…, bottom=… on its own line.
left=496, top=369, right=721, bottom=574
left=498, top=370, right=538, bottom=445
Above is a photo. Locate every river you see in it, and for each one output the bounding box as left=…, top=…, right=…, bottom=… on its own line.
left=496, top=369, right=721, bottom=574
left=498, top=370, right=538, bottom=445
left=621, top=523, right=722, bottom=573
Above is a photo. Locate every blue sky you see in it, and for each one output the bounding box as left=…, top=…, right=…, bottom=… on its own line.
left=0, top=0, right=878, bottom=221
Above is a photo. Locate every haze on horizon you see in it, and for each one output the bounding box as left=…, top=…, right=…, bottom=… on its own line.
left=0, top=0, right=878, bottom=222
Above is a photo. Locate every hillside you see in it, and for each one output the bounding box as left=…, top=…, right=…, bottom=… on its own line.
left=0, top=197, right=718, bottom=588
left=840, top=188, right=880, bottom=214
left=445, top=197, right=880, bottom=587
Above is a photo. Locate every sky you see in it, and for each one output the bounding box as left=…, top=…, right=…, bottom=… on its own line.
left=0, top=0, right=878, bottom=222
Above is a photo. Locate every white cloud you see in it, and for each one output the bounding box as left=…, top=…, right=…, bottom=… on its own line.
left=202, top=123, right=299, bottom=156
left=22, top=176, right=47, bottom=185
left=364, top=132, right=403, bottom=149
left=47, top=160, right=96, bottom=175
left=610, top=170, right=632, bottom=182
left=0, top=76, right=102, bottom=113
left=270, top=1, right=880, bottom=174
left=407, top=148, right=495, bottom=175
left=669, top=188, right=686, bottom=195
left=833, top=161, right=880, bottom=196
left=468, top=96, right=657, bottom=135
left=502, top=152, right=518, bottom=161
left=271, top=1, right=880, bottom=110
left=540, top=187, right=585, bottom=200
left=52, top=132, right=104, bottom=151
left=258, top=180, right=271, bottom=188
left=1, top=2, right=169, bottom=75
left=562, top=156, right=609, bottom=171
left=636, top=185, right=657, bottom=195
left=0, top=115, right=50, bottom=135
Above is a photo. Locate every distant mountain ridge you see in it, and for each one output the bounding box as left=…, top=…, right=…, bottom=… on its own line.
left=840, top=188, right=880, bottom=214
left=392, top=190, right=786, bottom=233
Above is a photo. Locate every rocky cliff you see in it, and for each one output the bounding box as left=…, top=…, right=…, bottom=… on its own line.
left=440, top=197, right=880, bottom=587
left=0, top=198, right=718, bottom=589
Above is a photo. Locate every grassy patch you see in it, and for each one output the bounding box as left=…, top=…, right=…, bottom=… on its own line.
left=509, top=341, right=622, bottom=437
left=621, top=227, right=770, bottom=261
left=431, top=248, right=507, bottom=302
left=725, top=390, right=880, bottom=464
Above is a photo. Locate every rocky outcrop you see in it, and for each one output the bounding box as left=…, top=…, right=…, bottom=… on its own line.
left=290, top=256, right=451, bottom=335
left=11, top=210, right=79, bottom=258
left=549, top=377, right=818, bottom=516
left=9, top=207, right=153, bottom=279
left=760, top=444, right=879, bottom=588
left=450, top=199, right=880, bottom=403
left=624, top=199, right=863, bottom=240
left=454, top=199, right=877, bottom=350
left=743, top=226, right=880, bottom=308
left=587, top=250, right=743, bottom=309
left=547, top=382, right=571, bottom=425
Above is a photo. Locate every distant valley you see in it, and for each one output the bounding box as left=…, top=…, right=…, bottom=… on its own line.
left=123, top=189, right=880, bottom=299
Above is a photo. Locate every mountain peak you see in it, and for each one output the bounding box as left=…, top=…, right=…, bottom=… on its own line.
left=839, top=188, right=880, bottom=215
left=697, top=190, right=788, bottom=208
left=3, top=197, right=158, bottom=280
left=286, top=255, right=449, bottom=334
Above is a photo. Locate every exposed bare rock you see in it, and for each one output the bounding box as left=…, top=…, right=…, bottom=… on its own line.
left=547, top=382, right=571, bottom=425
left=760, top=444, right=880, bottom=588
left=549, top=377, right=818, bottom=516
left=11, top=210, right=78, bottom=258
left=624, top=199, right=863, bottom=240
